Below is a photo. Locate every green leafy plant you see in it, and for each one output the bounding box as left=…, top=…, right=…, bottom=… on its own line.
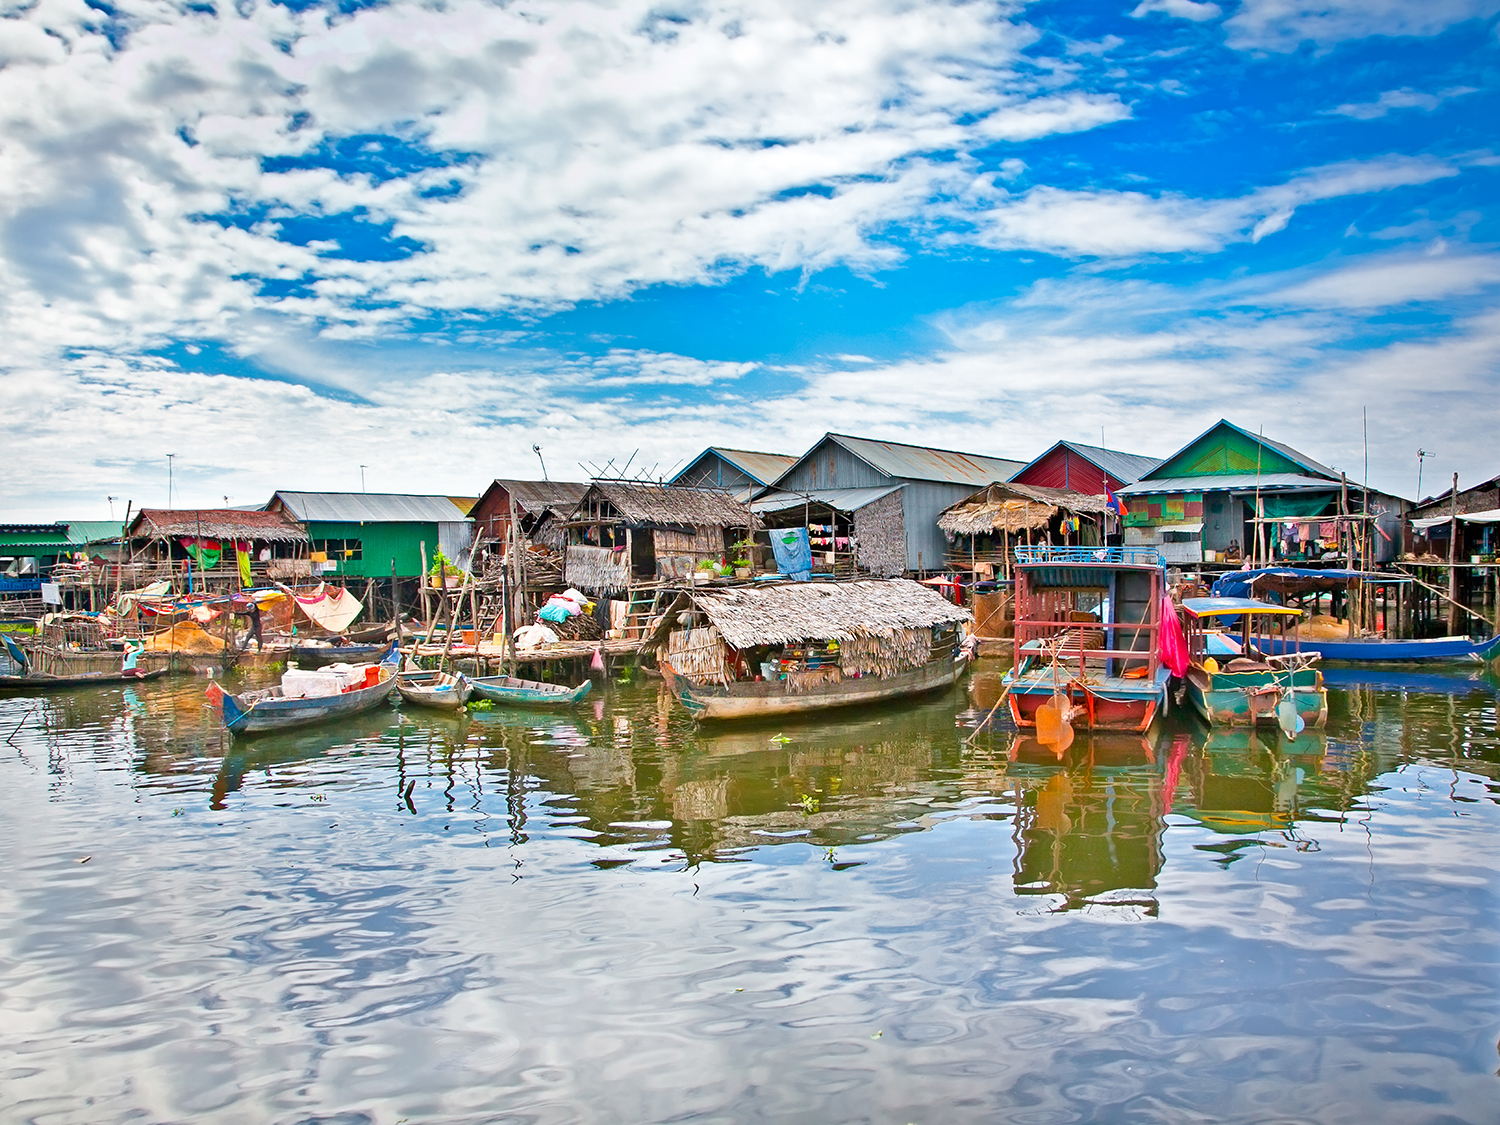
left=429, top=549, right=454, bottom=578
left=799, top=793, right=820, bottom=814
left=696, top=558, right=717, bottom=571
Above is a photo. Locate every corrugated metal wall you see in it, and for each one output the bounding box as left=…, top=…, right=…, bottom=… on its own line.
left=675, top=454, right=756, bottom=493
left=1012, top=447, right=1112, bottom=495
left=778, top=438, right=887, bottom=491
left=900, top=481, right=981, bottom=572
left=307, top=521, right=439, bottom=578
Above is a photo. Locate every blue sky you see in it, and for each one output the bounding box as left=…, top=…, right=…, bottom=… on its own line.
left=1, top=0, right=1498, bottom=517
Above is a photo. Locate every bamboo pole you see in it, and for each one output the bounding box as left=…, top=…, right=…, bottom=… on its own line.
left=419, top=540, right=431, bottom=629
left=1448, top=472, right=1460, bottom=634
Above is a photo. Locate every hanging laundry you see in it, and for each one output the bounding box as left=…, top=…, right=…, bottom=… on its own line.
left=770, top=527, right=812, bottom=582
left=180, top=537, right=222, bottom=569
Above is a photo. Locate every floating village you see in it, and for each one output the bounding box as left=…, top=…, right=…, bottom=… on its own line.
left=4, top=418, right=1498, bottom=740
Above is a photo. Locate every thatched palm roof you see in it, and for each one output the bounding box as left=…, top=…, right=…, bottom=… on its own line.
left=128, top=509, right=308, bottom=542
left=938, top=482, right=1107, bottom=535
left=650, top=578, right=970, bottom=649
left=578, top=483, right=754, bottom=528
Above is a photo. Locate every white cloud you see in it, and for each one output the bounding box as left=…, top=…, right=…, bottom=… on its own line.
left=1263, top=251, right=1500, bottom=309
left=0, top=0, right=1133, bottom=367
left=1327, top=87, right=1478, bottom=120
left=1225, top=0, right=1500, bottom=52
left=964, top=156, right=1460, bottom=257
left=1130, top=0, right=1224, bottom=23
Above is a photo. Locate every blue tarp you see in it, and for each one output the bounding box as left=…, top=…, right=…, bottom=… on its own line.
left=769, top=527, right=812, bottom=582
left=1211, top=568, right=1395, bottom=601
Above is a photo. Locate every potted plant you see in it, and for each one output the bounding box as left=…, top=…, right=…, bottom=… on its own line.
left=694, top=558, right=717, bottom=584
left=729, top=538, right=757, bottom=578
left=429, top=550, right=459, bottom=588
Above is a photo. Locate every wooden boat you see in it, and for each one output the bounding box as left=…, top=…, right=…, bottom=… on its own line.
left=645, top=578, right=973, bottom=722
left=662, top=648, right=967, bottom=720
left=0, top=668, right=169, bottom=691
left=1260, top=632, right=1500, bottom=664
left=1181, top=597, right=1327, bottom=731
left=287, top=640, right=390, bottom=665
left=468, top=674, right=592, bottom=708
left=207, top=644, right=399, bottom=734
left=395, top=668, right=472, bottom=711
left=1003, top=546, right=1174, bottom=733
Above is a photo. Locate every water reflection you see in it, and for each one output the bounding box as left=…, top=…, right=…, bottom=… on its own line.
left=2, top=661, right=1499, bottom=1122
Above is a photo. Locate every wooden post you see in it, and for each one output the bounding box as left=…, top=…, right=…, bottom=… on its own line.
left=419, top=540, right=431, bottom=630
left=390, top=559, right=400, bottom=639
left=1448, top=472, right=1460, bottom=634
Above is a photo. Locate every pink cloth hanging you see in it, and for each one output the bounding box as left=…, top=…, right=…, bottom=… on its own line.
left=1159, top=593, right=1189, bottom=678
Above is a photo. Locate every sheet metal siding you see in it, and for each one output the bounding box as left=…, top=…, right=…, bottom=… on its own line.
left=274, top=492, right=469, bottom=523
left=306, top=521, right=439, bottom=578
left=779, top=438, right=889, bottom=491
left=438, top=521, right=473, bottom=565
left=1012, top=447, right=1111, bottom=495
left=901, top=481, right=978, bottom=571
left=674, top=453, right=757, bottom=494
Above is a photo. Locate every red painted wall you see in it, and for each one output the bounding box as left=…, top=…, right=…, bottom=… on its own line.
left=1011, top=447, right=1119, bottom=495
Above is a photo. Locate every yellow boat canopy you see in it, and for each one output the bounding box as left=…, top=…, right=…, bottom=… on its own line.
left=1181, top=596, right=1304, bottom=619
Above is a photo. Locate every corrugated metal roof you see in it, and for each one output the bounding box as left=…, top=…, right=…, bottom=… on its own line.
left=751, top=485, right=905, bottom=514
left=493, top=480, right=590, bottom=514
left=776, top=433, right=1024, bottom=487
left=1054, top=442, right=1163, bottom=485
left=271, top=492, right=470, bottom=523
left=709, top=448, right=799, bottom=485
left=65, top=521, right=127, bottom=544
left=1117, top=474, right=1339, bottom=496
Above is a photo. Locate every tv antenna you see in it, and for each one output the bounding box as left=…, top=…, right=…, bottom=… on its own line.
left=359, top=464, right=368, bottom=492
left=1417, top=449, right=1433, bottom=499
left=533, top=444, right=548, bottom=480
left=107, top=495, right=118, bottom=519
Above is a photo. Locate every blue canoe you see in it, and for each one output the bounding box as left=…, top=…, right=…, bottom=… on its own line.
left=469, top=674, right=593, bottom=708
left=210, top=644, right=399, bottom=734
left=1261, top=633, right=1500, bottom=664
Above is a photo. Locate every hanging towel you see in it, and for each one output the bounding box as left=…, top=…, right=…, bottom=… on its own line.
left=1159, top=593, right=1189, bottom=678
left=769, top=527, right=812, bottom=582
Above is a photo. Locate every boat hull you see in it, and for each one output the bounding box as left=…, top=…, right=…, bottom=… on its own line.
left=1185, top=666, right=1327, bottom=729
left=1005, top=676, right=1166, bottom=734
left=468, top=676, right=593, bottom=708
left=396, top=673, right=472, bottom=711
left=661, top=653, right=967, bottom=721
left=213, top=644, right=399, bottom=734
left=1261, top=633, right=1500, bottom=664
left=0, top=669, right=169, bottom=692
left=288, top=643, right=390, bottom=666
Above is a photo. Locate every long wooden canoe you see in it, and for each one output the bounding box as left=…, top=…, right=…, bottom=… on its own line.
left=0, top=668, right=169, bottom=692
left=660, top=651, right=968, bottom=722
left=469, top=674, right=593, bottom=708
left=1261, top=632, right=1500, bottom=664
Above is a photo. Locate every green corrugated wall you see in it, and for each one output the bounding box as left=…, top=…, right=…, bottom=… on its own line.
left=306, top=521, right=440, bottom=578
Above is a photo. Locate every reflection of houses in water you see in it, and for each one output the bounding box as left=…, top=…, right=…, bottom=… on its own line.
left=1002, top=731, right=1188, bottom=915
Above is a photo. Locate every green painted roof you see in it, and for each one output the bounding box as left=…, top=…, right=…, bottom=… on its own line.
left=1142, top=420, right=1341, bottom=483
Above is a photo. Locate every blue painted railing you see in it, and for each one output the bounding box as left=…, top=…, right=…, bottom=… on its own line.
left=1012, top=545, right=1163, bottom=566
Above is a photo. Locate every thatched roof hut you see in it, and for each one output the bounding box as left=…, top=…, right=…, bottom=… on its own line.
left=938, top=483, right=1107, bottom=535
left=127, top=509, right=308, bottom=543
left=572, top=483, right=755, bottom=529
left=647, top=578, right=969, bottom=650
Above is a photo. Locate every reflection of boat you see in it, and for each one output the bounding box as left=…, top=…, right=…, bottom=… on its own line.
left=1182, top=726, right=1326, bottom=838
left=1182, top=598, right=1326, bottom=730
left=396, top=668, right=471, bottom=711
left=469, top=674, right=592, bottom=708
left=1320, top=667, right=1498, bottom=695
left=1003, top=546, right=1172, bottom=732
left=207, top=644, right=399, bottom=734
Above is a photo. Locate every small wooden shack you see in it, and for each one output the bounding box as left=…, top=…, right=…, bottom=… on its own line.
left=123, top=509, right=309, bottom=592
left=938, top=483, right=1109, bottom=577
left=562, top=483, right=757, bottom=595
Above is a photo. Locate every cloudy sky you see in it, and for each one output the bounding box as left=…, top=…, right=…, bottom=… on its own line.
left=2, top=0, right=1497, bottom=517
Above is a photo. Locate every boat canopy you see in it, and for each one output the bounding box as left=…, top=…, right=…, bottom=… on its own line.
left=1182, top=596, right=1304, bottom=619
left=1212, top=567, right=1409, bottom=600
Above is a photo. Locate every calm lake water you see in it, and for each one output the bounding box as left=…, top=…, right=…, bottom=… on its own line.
left=2, top=661, right=1499, bottom=1124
